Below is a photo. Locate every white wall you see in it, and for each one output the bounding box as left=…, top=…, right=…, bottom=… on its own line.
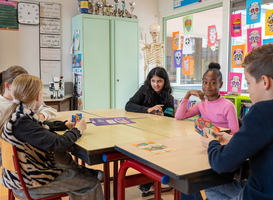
left=0, top=0, right=158, bottom=86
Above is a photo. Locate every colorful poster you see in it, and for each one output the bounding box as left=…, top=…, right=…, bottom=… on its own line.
left=263, top=38, right=273, bottom=45
left=183, top=15, right=193, bottom=35
left=230, top=13, right=242, bottom=37
left=174, top=50, right=183, bottom=68
left=246, top=0, right=261, bottom=24
left=228, top=72, right=243, bottom=93
left=133, top=141, right=176, bottom=154
left=174, top=0, right=199, bottom=9
left=207, top=25, right=217, bottom=46
left=232, top=44, right=246, bottom=68
left=247, top=27, right=262, bottom=52
left=183, top=36, right=193, bottom=54
left=180, top=35, right=184, bottom=49
left=182, top=56, right=194, bottom=75
left=265, top=10, right=273, bottom=36
left=89, top=117, right=135, bottom=126
left=172, top=31, right=179, bottom=50
left=0, top=0, right=18, bottom=30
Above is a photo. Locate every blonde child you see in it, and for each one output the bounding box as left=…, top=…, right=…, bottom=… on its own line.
left=0, top=74, right=103, bottom=199
left=175, top=62, right=239, bottom=134
left=200, top=43, right=273, bottom=200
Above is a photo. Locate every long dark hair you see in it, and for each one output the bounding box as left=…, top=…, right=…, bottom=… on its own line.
left=143, top=67, right=172, bottom=105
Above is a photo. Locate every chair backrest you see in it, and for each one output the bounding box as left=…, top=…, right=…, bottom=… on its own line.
left=1, top=138, right=16, bottom=173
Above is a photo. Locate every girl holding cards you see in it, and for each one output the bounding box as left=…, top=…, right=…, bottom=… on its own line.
left=175, top=62, right=239, bottom=134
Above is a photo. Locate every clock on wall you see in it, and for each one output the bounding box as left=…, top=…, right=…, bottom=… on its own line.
left=18, top=2, right=40, bottom=25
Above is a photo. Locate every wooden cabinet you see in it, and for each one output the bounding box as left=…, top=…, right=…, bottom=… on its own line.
left=72, top=14, right=139, bottom=110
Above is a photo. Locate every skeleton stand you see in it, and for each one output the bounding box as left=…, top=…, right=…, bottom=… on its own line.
left=142, top=42, right=164, bottom=79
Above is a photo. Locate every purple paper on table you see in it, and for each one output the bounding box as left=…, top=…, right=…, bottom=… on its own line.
left=89, top=117, right=135, bottom=126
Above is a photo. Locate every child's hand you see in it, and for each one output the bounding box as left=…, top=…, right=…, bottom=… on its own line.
left=201, top=132, right=217, bottom=149
left=185, top=90, right=205, bottom=101
left=65, top=120, right=75, bottom=129
left=213, top=131, right=233, bottom=145
left=38, top=113, right=46, bottom=121
left=147, top=105, right=164, bottom=114
left=75, top=117, right=87, bottom=134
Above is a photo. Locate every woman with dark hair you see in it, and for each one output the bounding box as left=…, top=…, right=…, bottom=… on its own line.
left=125, top=66, right=174, bottom=117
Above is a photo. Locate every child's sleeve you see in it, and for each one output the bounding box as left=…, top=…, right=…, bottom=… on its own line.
left=125, top=86, right=149, bottom=113
left=175, top=99, right=200, bottom=120
left=224, top=102, right=239, bottom=135
left=37, top=103, right=58, bottom=120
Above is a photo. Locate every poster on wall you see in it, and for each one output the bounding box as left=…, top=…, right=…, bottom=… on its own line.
left=182, top=56, right=194, bottom=75
left=263, top=38, right=273, bottom=44
left=232, top=44, right=246, bottom=68
left=207, top=25, right=217, bottom=46
left=183, top=15, right=193, bottom=35
left=0, top=0, right=18, bottom=30
left=174, top=50, right=183, bottom=68
left=180, top=35, right=184, bottom=49
left=172, top=31, right=179, bottom=50
left=247, top=27, right=262, bottom=52
left=228, top=72, right=242, bottom=93
left=230, top=13, right=242, bottom=37
left=265, top=9, right=273, bottom=36
left=183, top=36, right=193, bottom=54
left=246, top=0, right=261, bottom=25
left=174, top=0, right=199, bottom=9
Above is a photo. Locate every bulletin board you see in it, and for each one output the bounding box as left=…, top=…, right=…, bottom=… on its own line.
left=39, top=2, right=61, bottom=84
left=0, top=0, right=18, bottom=30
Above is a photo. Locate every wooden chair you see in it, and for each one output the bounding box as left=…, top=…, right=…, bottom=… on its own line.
left=1, top=138, right=68, bottom=200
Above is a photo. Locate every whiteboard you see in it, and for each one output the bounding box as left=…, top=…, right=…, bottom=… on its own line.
left=40, top=48, right=61, bottom=60
left=40, top=35, right=61, bottom=48
left=41, top=61, right=61, bottom=84
left=40, top=2, right=61, bottom=18
left=40, top=18, right=60, bottom=34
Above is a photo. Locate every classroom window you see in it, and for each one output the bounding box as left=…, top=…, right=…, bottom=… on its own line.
left=164, top=6, right=223, bottom=88
left=229, top=0, right=273, bottom=93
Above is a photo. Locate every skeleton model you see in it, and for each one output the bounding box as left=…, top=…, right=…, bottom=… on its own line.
left=142, top=23, right=164, bottom=79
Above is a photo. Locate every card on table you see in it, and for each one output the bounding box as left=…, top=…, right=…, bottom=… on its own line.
left=89, top=117, right=135, bottom=126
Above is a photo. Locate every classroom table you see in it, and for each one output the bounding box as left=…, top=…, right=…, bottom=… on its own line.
left=115, top=135, right=234, bottom=199
left=53, top=109, right=233, bottom=200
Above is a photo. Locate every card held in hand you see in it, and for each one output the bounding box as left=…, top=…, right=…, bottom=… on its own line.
left=194, top=117, right=220, bottom=138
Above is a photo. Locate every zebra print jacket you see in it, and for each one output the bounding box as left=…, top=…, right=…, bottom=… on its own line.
left=1, top=103, right=81, bottom=190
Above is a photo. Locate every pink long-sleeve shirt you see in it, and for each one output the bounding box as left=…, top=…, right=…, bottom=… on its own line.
left=175, top=97, right=239, bottom=134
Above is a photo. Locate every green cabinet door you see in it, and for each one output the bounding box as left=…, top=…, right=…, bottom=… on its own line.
left=82, top=17, right=111, bottom=110
left=113, top=20, right=139, bottom=108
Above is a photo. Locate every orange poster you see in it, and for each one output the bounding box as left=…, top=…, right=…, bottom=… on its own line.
left=173, top=31, right=179, bottom=50
left=182, top=56, right=194, bottom=75
left=232, top=44, right=246, bottom=68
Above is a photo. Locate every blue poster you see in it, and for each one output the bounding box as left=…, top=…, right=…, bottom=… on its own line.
left=246, top=0, right=261, bottom=24
left=174, top=0, right=199, bottom=9
left=263, top=38, right=273, bottom=45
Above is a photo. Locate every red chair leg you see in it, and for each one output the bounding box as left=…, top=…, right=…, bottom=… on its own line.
left=8, top=189, right=15, bottom=200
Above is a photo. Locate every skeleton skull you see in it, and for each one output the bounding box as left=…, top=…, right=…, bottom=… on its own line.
left=175, top=51, right=182, bottom=66
left=184, top=59, right=189, bottom=72
left=249, top=30, right=260, bottom=50
left=249, top=2, right=260, bottom=21
left=233, top=48, right=243, bottom=66
left=149, top=23, right=160, bottom=43
left=209, top=27, right=217, bottom=44
left=268, top=14, right=273, bottom=32
left=230, top=76, right=241, bottom=93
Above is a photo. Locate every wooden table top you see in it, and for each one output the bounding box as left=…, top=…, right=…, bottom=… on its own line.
left=115, top=134, right=211, bottom=180
left=83, top=109, right=159, bottom=119
left=51, top=110, right=98, bottom=122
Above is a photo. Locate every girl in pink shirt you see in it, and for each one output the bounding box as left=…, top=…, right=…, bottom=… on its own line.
left=175, top=62, right=239, bottom=135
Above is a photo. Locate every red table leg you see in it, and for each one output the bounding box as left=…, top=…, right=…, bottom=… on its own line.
left=103, top=162, right=110, bottom=200
left=154, top=181, right=162, bottom=200
left=174, top=189, right=181, bottom=200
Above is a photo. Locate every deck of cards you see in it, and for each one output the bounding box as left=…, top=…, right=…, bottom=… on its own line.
left=194, top=117, right=220, bottom=138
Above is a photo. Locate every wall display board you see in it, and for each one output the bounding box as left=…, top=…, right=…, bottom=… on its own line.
left=39, top=2, right=61, bottom=84
left=173, top=0, right=199, bottom=9
left=0, top=0, right=18, bottom=30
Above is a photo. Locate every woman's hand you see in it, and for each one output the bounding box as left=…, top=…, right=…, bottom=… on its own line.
left=185, top=90, right=205, bottom=101
left=75, top=117, right=87, bottom=134
left=65, top=120, right=75, bottom=129
left=147, top=104, right=164, bottom=114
